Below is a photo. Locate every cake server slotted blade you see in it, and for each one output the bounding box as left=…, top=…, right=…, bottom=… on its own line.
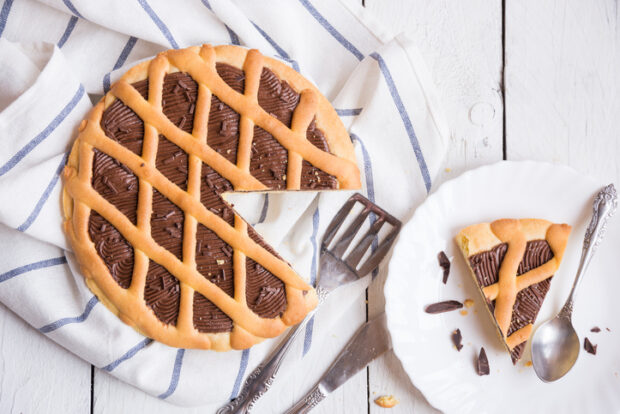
left=284, top=313, right=392, bottom=414
left=216, top=194, right=401, bottom=414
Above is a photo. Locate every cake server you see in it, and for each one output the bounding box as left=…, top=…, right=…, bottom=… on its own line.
left=284, top=312, right=392, bottom=413
left=532, top=184, right=617, bottom=382
left=217, top=193, right=401, bottom=413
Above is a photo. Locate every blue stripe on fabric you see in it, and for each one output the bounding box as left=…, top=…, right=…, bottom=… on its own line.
left=335, top=108, right=362, bottom=117
left=58, top=16, right=78, bottom=48
left=0, top=84, right=85, bottom=178
left=39, top=295, right=99, bottom=334
left=229, top=349, right=250, bottom=399
left=158, top=349, right=185, bottom=399
left=62, top=0, right=83, bottom=18
left=257, top=194, right=269, bottom=224
left=17, top=153, right=68, bottom=232
left=0, top=0, right=14, bottom=38
left=103, top=338, right=153, bottom=372
left=137, top=0, right=179, bottom=49
left=0, top=256, right=67, bottom=284
left=351, top=134, right=375, bottom=206
left=225, top=25, right=240, bottom=45
left=250, top=22, right=300, bottom=72
left=369, top=52, right=431, bottom=193
left=351, top=133, right=379, bottom=276
left=302, top=201, right=320, bottom=356
left=302, top=206, right=320, bottom=357
left=103, top=36, right=138, bottom=93
left=302, top=314, right=316, bottom=357
left=298, top=0, right=363, bottom=61
left=201, top=0, right=212, bottom=10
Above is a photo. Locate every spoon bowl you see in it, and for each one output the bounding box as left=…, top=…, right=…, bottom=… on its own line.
left=531, top=316, right=580, bottom=382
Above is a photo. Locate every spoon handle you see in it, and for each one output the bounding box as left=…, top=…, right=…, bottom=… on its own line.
left=560, top=184, right=617, bottom=318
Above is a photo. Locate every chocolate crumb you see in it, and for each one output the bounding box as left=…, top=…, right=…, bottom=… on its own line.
left=425, top=300, right=463, bottom=314
left=438, top=251, right=451, bottom=284
left=584, top=337, right=597, bottom=355
left=591, top=326, right=601, bottom=333
left=451, top=329, right=463, bottom=351
left=607, top=327, right=611, bottom=332
left=476, top=347, right=490, bottom=376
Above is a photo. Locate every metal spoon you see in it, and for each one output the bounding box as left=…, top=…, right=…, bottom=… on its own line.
left=531, top=184, right=617, bottom=382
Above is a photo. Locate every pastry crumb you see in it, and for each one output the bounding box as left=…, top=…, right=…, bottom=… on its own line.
left=459, top=310, right=468, bottom=316
left=445, top=167, right=452, bottom=173
left=464, top=299, right=475, bottom=308
left=525, top=361, right=532, bottom=367
left=374, top=395, right=399, bottom=408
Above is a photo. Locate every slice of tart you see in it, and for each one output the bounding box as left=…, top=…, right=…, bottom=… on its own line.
left=455, top=219, right=571, bottom=363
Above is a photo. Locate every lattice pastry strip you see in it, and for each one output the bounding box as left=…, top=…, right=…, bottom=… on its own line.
left=62, top=45, right=361, bottom=351
left=456, top=219, right=571, bottom=362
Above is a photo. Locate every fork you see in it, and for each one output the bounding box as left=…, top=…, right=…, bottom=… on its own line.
left=217, top=193, right=401, bottom=413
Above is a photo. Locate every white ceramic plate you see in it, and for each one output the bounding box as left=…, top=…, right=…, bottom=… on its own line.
left=385, top=161, right=620, bottom=414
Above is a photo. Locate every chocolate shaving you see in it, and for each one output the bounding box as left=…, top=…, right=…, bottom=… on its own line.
left=101, top=176, right=118, bottom=194
left=255, top=286, right=280, bottom=306
left=221, top=246, right=233, bottom=258
left=591, top=326, right=601, bottom=333
left=437, top=251, right=451, bottom=284
left=584, top=337, right=597, bottom=355
left=425, top=300, right=463, bottom=314
left=451, top=329, right=463, bottom=351
left=476, top=347, right=490, bottom=375
left=165, top=227, right=182, bottom=238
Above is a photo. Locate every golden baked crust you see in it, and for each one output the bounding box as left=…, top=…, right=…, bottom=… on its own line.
left=455, top=219, right=571, bottom=354
left=62, top=45, right=360, bottom=351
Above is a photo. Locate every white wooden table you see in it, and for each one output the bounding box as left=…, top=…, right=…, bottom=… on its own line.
left=1, top=1, right=618, bottom=412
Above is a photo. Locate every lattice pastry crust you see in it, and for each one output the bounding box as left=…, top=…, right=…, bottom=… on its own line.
left=62, top=45, right=361, bottom=351
left=456, top=219, right=571, bottom=358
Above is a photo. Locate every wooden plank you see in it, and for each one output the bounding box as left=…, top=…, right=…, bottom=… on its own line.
left=505, top=0, right=620, bottom=186
left=0, top=303, right=90, bottom=414
left=364, top=0, right=504, bottom=412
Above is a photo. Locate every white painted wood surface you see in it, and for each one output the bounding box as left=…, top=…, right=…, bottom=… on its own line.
left=2, top=0, right=619, bottom=413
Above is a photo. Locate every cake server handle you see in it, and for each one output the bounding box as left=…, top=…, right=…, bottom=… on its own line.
left=216, top=287, right=328, bottom=414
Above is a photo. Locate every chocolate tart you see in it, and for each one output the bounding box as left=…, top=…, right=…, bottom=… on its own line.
left=62, top=45, right=361, bottom=351
left=455, top=219, right=571, bottom=363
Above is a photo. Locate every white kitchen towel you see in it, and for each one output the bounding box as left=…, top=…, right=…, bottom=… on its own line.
left=0, top=0, right=448, bottom=410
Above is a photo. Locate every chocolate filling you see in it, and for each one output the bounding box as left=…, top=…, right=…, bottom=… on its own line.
left=469, top=240, right=554, bottom=363
left=89, top=63, right=336, bottom=331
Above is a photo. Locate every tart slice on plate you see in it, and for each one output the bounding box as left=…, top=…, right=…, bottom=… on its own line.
left=455, top=219, right=571, bottom=363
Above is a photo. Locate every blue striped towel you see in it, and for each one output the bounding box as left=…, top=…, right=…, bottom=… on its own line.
left=0, top=0, right=448, bottom=409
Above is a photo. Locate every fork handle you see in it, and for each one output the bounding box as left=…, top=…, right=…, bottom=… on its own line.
left=217, top=287, right=328, bottom=414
